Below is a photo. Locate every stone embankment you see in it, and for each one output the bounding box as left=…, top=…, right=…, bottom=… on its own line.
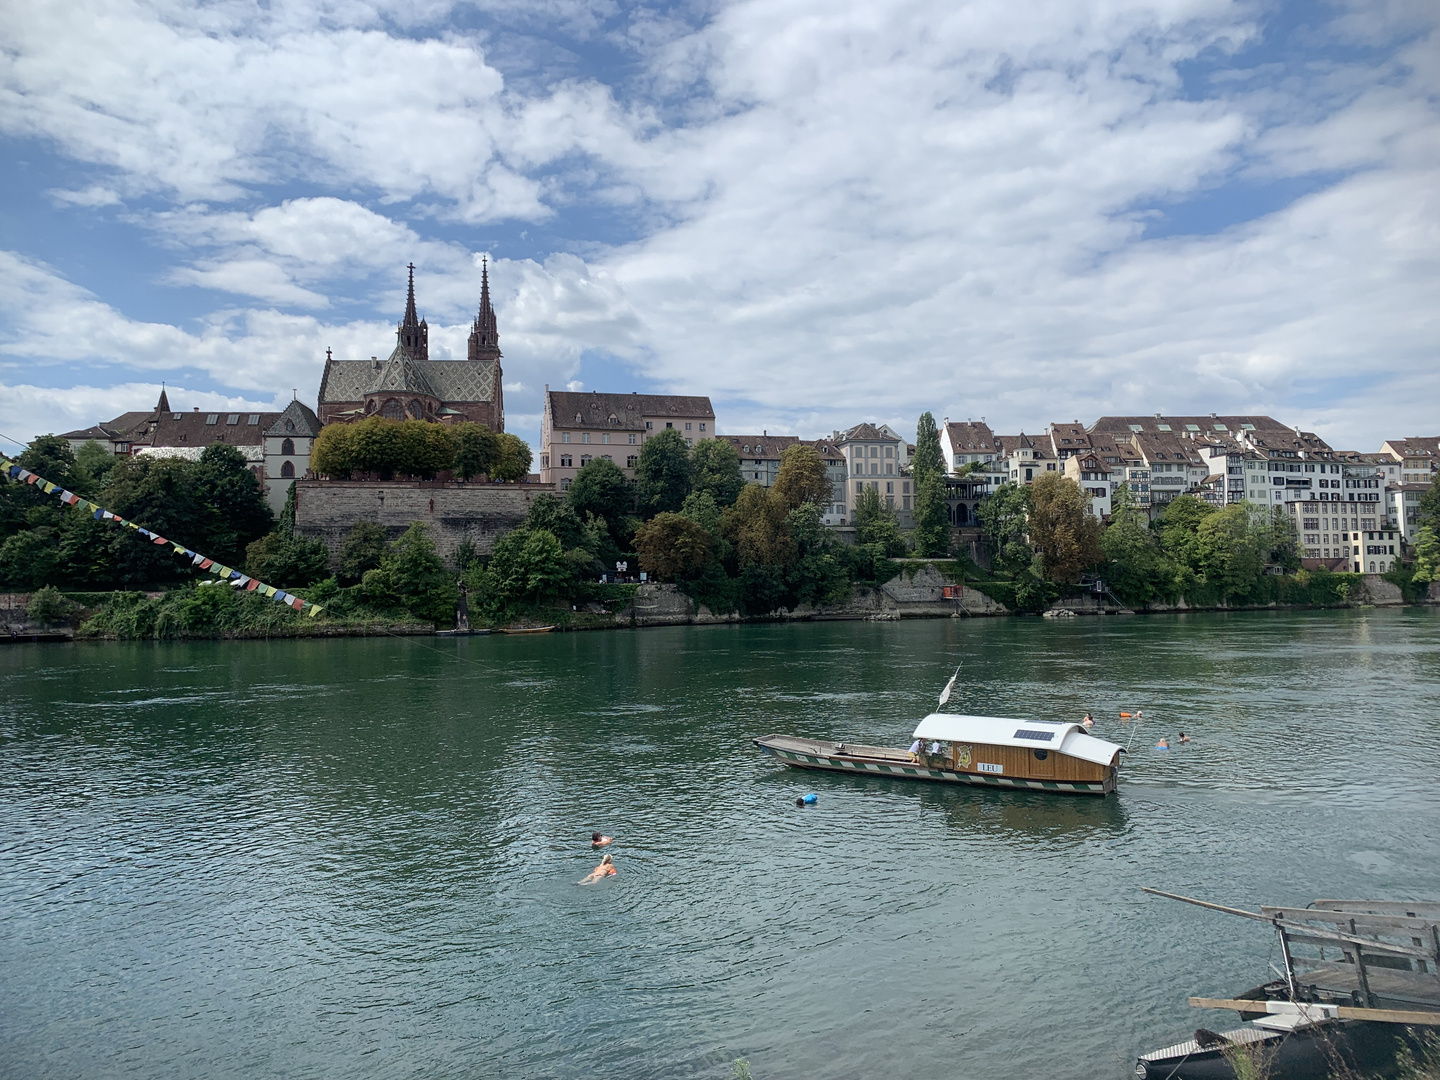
left=612, top=565, right=1438, bottom=628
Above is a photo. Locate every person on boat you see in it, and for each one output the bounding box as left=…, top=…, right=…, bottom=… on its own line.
left=1178, top=732, right=1190, bottom=743
left=927, top=740, right=941, bottom=756
left=591, top=832, right=613, bottom=847
left=579, top=853, right=616, bottom=884
left=908, top=738, right=922, bottom=763
left=1155, top=737, right=1169, bottom=750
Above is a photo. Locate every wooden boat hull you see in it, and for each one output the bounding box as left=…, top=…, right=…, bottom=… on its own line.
left=498, top=625, right=555, bottom=635
left=754, top=735, right=1116, bottom=796
left=1135, top=1019, right=1407, bottom=1080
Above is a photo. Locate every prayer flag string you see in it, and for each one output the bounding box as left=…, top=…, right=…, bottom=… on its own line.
left=1, top=454, right=323, bottom=618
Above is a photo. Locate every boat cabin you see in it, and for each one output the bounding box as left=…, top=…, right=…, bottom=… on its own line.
left=910, top=713, right=1122, bottom=788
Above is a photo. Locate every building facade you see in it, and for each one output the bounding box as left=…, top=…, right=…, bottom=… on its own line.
left=538, top=391, right=716, bottom=490
left=723, top=434, right=800, bottom=487
left=834, top=423, right=912, bottom=524
left=317, top=263, right=504, bottom=430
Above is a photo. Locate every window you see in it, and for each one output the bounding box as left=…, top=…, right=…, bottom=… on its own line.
left=280, top=460, right=294, bottom=478
left=886, top=481, right=893, bottom=494
left=562, top=432, right=570, bottom=443
left=382, top=399, right=403, bottom=420
left=582, top=432, right=590, bottom=444
left=602, top=433, right=610, bottom=445
left=580, top=454, right=592, bottom=466
left=685, top=423, right=692, bottom=430
left=226, top=413, right=239, bottom=425
left=602, top=454, right=613, bottom=462
left=1129, top=424, right=1142, bottom=432
left=870, top=446, right=878, bottom=457
left=628, top=434, right=637, bottom=445
left=626, top=456, right=638, bottom=468
left=871, top=463, right=879, bottom=475
left=1157, top=424, right=1172, bottom=431
left=885, top=446, right=894, bottom=458
left=646, top=422, right=653, bottom=430
left=281, top=438, right=295, bottom=456
left=561, top=478, right=571, bottom=490
left=666, top=422, right=673, bottom=428
left=248, top=414, right=260, bottom=425
left=560, top=454, right=572, bottom=468
left=541, top=455, right=549, bottom=468
left=856, top=482, right=864, bottom=494
left=205, top=413, right=218, bottom=424
left=699, top=423, right=706, bottom=431
left=902, top=481, right=910, bottom=494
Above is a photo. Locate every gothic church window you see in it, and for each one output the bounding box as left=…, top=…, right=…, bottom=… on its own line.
left=281, top=438, right=295, bottom=456
left=407, top=400, right=424, bottom=420
left=382, top=399, right=404, bottom=420
left=281, top=461, right=295, bottom=478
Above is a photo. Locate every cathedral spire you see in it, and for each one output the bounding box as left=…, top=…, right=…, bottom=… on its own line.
left=156, top=384, right=170, bottom=413
left=396, top=262, right=428, bottom=360
left=402, top=262, right=419, bottom=328
left=472, top=256, right=500, bottom=354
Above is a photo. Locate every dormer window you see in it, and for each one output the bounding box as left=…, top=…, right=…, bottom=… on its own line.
left=205, top=414, right=218, bottom=425
left=227, top=414, right=239, bottom=425
left=248, top=414, right=260, bottom=425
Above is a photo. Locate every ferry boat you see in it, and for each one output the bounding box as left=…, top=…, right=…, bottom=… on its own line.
left=754, top=713, right=1124, bottom=796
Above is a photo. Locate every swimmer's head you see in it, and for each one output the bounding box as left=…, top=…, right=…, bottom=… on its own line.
left=592, top=832, right=602, bottom=842
left=600, top=853, right=613, bottom=865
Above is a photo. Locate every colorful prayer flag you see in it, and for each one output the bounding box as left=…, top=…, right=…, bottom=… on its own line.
left=307, top=605, right=323, bottom=618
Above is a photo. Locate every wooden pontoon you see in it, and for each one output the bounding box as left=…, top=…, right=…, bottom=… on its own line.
left=754, top=714, right=1124, bottom=796
left=1137, top=891, right=1440, bottom=1079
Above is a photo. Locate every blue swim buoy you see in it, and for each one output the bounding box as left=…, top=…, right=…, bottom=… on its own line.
left=802, top=793, right=818, bottom=805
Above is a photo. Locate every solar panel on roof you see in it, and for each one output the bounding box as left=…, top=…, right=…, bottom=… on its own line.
left=1013, top=729, right=1054, bottom=742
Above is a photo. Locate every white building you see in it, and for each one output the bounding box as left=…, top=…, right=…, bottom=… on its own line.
left=835, top=423, right=912, bottom=523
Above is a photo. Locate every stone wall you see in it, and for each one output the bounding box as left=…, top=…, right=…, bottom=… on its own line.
left=293, top=479, right=554, bottom=564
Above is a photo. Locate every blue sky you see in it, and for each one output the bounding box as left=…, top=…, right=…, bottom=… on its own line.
left=1, top=0, right=1435, bottom=455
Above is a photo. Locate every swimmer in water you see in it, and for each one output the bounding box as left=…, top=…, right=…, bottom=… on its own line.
left=1178, top=732, right=1190, bottom=743
left=579, top=853, right=616, bottom=884
left=591, top=832, right=613, bottom=847
left=1156, top=737, right=1170, bottom=750
left=1081, top=712, right=1094, bottom=730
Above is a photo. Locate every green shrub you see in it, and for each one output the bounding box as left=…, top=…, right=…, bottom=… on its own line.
left=26, top=585, right=76, bottom=626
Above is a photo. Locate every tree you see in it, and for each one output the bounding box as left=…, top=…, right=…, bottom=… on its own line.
left=360, top=521, right=456, bottom=623
left=728, top=483, right=793, bottom=566
left=396, top=420, right=457, bottom=480
left=976, top=482, right=1032, bottom=575
left=636, top=428, right=693, bottom=515
left=1155, top=494, right=1216, bottom=575
left=490, top=433, right=533, bottom=482
left=567, top=458, right=633, bottom=526
left=338, top=522, right=388, bottom=584
left=1027, top=473, right=1102, bottom=583
left=1195, top=503, right=1267, bottom=600
left=854, top=485, right=906, bottom=557
left=912, top=412, right=944, bottom=487
left=634, top=512, right=717, bottom=581
left=1416, top=484, right=1440, bottom=531
left=73, top=440, right=118, bottom=492
left=102, top=456, right=213, bottom=584
left=26, top=585, right=76, bottom=626
left=193, top=443, right=274, bottom=565
left=912, top=476, right=950, bottom=557
left=489, top=528, right=569, bottom=604
left=1410, top=525, right=1439, bottom=586
left=244, top=531, right=332, bottom=588
left=690, top=439, right=745, bottom=506
left=1101, top=484, right=1172, bottom=604
left=452, top=422, right=501, bottom=481
left=772, top=444, right=832, bottom=511
left=524, top=493, right=590, bottom=550
left=311, top=423, right=358, bottom=479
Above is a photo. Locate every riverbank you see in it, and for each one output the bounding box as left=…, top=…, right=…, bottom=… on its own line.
left=5, top=562, right=1437, bottom=641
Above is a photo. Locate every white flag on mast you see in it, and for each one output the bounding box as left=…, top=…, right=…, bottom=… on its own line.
left=938, top=668, right=959, bottom=707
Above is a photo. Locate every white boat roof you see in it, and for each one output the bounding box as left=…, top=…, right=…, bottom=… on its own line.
left=911, top=713, right=1122, bottom=766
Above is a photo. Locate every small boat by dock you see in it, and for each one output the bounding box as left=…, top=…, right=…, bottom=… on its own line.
left=1137, top=890, right=1440, bottom=1079
left=754, top=714, right=1123, bottom=796
left=498, top=624, right=555, bottom=635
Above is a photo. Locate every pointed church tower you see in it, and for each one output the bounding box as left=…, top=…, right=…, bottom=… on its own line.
left=156, top=386, right=171, bottom=413
left=467, top=256, right=504, bottom=431
left=468, top=257, right=502, bottom=362
left=396, top=263, right=429, bottom=361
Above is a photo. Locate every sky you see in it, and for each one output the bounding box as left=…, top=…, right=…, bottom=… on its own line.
left=0, top=0, right=1435, bottom=457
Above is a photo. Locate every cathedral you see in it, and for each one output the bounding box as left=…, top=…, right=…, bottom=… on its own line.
left=317, top=262, right=505, bottom=431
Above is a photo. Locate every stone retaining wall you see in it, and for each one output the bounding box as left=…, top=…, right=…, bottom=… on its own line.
left=293, top=479, right=555, bottom=565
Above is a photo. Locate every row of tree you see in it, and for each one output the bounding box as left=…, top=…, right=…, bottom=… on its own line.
left=310, top=417, right=532, bottom=481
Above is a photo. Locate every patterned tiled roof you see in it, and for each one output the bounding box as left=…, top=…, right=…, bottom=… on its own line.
left=836, top=422, right=898, bottom=444
left=320, top=344, right=497, bottom=405
left=265, top=400, right=322, bottom=438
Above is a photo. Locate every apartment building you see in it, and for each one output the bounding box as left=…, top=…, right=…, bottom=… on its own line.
left=539, top=390, right=715, bottom=490
left=1063, top=452, right=1115, bottom=519
left=1381, top=437, right=1439, bottom=486
left=806, top=438, right=850, bottom=525
left=835, top=423, right=912, bottom=523
left=723, top=434, right=800, bottom=487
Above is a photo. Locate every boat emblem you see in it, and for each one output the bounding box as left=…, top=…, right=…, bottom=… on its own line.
left=956, top=744, right=972, bottom=768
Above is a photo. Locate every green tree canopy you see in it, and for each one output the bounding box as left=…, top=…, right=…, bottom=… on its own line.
left=854, top=485, right=906, bottom=557
left=727, top=483, right=794, bottom=567
left=490, top=433, right=533, bottom=482
left=912, top=412, right=944, bottom=487
left=244, top=531, right=332, bottom=589
left=359, top=521, right=456, bottom=623
left=1155, top=494, right=1217, bottom=574
left=772, top=444, right=832, bottom=511
left=452, top=422, right=500, bottom=481
left=634, top=512, right=717, bottom=581
left=488, top=528, right=569, bottom=604
left=1416, top=484, right=1440, bottom=531
left=976, top=482, right=1032, bottom=575
left=690, top=438, right=745, bottom=506
left=1411, top=524, right=1439, bottom=586
left=567, top=457, right=633, bottom=525
left=1027, top=473, right=1102, bottom=583
left=636, top=428, right=694, bottom=515
left=1195, top=503, right=1267, bottom=600
left=1101, top=482, right=1173, bottom=604
left=338, top=522, right=388, bottom=584
left=193, top=443, right=275, bottom=565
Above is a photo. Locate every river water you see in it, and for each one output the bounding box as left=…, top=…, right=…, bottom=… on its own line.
left=2, top=610, right=1438, bottom=1079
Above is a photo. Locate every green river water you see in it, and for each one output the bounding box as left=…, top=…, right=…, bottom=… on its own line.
left=2, top=609, right=1438, bottom=1079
